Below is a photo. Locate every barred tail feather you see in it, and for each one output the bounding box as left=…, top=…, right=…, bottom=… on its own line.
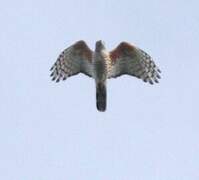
left=96, top=82, right=106, bottom=112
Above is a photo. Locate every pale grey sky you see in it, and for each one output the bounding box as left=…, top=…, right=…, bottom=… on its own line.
left=0, top=0, right=199, bottom=179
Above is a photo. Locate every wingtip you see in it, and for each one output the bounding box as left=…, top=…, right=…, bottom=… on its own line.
left=154, top=79, right=159, bottom=83
left=149, top=80, right=154, bottom=85
left=51, top=76, right=56, bottom=81
left=157, top=74, right=161, bottom=79
left=50, top=72, right=54, bottom=77
left=56, top=78, right=60, bottom=83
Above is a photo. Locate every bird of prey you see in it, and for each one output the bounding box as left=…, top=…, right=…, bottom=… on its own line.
left=50, top=40, right=161, bottom=112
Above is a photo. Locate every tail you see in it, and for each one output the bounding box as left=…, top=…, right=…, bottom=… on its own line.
left=96, top=82, right=106, bottom=112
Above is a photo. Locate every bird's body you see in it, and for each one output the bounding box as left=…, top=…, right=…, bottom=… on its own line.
left=50, top=40, right=161, bottom=112
left=93, top=41, right=110, bottom=111
left=93, top=49, right=108, bottom=83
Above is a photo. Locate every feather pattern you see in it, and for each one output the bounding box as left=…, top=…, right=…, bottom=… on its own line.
left=108, top=42, right=161, bottom=84
left=50, top=40, right=93, bottom=82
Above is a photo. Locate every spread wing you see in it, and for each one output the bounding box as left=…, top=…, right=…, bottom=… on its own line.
left=108, top=42, right=161, bottom=84
left=50, top=40, right=93, bottom=82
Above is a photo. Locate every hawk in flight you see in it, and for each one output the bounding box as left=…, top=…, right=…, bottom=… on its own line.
left=50, top=40, right=161, bottom=112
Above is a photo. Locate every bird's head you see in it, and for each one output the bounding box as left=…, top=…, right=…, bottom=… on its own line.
left=95, top=40, right=106, bottom=52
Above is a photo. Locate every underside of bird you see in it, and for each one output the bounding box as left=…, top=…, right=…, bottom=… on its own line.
left=50, top=40, right=161, bottom=112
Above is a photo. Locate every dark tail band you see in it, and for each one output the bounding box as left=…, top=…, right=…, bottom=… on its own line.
left=96, top=82, right=106, bottom=112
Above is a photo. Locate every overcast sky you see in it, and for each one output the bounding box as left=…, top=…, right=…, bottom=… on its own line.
left=0, top=0, right=199, bottom=179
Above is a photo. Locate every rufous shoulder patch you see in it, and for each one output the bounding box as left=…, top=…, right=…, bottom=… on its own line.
left=110, top=42, right=136, bottom=62
left=73, top=40, right=92, bottom=62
